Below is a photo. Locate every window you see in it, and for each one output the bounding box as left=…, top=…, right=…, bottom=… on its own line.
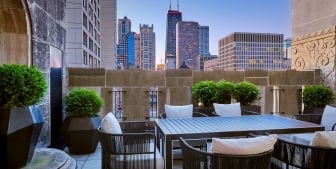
left=94, top=15, right=97, bottom=27
left=89, top=6, right=93, bottom=20
left=98, top=47, right=100, bottom=58
left=97, top=21, right=100, bottom=31
left=83, top=50, right=88, bottom=65
left=83, top=32, right=87, bottom=47
left=89, top=22, right=93, bottom=36
left=83, top=0, right=87, bottom=10
left=89, top=55, right=93, bottom=67
left=94, top=43, right=97, bottom=55
left=89, top=38, right=93, bottom=51
left=97, top=8, right=100, bottom=18
left=97, top=34, right=100, bottom=44
left=94, top=29, right=97, bottom=41
left=83, top=13, right=87, bottom=28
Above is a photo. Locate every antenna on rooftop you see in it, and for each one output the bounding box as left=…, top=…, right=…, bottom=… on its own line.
left=169, top=0, right=171, bottom=10
left=177, top=0, right=179, bottom=11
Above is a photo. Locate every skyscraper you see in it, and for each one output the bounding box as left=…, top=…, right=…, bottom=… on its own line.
left=118, top=16, right=131, bottom=43
left=140, top=24, right=156, bottom=70
left=218, top=32, right=284, bottom=70
left=116, top=16, right=131, bottom=69
left=176, top=21, right=199, bottom=70
left=198, top=25, right=210, bottom=55
left=126, top=32, right=140, bottom=69
left=165, top=9, right=182, bottom=69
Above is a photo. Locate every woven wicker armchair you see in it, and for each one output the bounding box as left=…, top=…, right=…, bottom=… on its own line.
left=98, top=127, right=162, bottom=169
left=271, top=136, right=336, bottom=169
left=179, top=137, right=273, bottom=169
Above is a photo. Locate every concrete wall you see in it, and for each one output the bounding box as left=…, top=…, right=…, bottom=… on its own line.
left=67, top=68, right=321, bottom=121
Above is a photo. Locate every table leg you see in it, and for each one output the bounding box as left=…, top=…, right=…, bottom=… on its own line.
left=164, top=137, right=173, bottom=169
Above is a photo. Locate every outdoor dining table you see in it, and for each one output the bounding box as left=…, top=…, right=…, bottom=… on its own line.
left=154, top=114, right=324, bottom=169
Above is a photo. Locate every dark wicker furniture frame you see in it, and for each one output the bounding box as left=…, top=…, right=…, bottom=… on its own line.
left=271, top=136, right=336, bottom=169
left=155, top=115, right=324, bottom=169
left=98, top=124, right=159, bottom=169
left=179, top=137, right=273, bottom=169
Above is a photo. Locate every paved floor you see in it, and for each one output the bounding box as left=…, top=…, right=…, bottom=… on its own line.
left=65, top=144, right=183, bottom=169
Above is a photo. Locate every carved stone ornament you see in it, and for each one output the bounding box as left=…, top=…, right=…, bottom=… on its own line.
left=292, top=26, right=336, bottom=90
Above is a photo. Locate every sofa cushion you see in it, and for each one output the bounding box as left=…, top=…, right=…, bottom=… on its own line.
left=213, top=102, right=241, bottom=117
left=310, top=131, right=336, bottom=148
left=101, top=112, right=122, bottom=134
left=164, top=104, right=193, bottom=118
left=210, top=134, right=278, bottom=155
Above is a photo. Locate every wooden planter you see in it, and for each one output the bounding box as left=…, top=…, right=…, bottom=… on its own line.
left=61, top=116, right=101, bottom=154
left=0, top=106, right=44, bottom=169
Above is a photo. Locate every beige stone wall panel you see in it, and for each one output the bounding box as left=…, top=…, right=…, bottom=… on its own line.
left=122, top=87, right=150, bottom=121
left=292, top=27, right=336, bottom=89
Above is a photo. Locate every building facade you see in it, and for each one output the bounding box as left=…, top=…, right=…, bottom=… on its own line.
left=218, top=32, right=284, bottom=70
left=176, top=21, right=199, bottom=70
left=65, top=0, right=102, bottom=68
left=204, top=57, right=219, bottom=71
left=165, top=10, right=182, bottom=69
left=140, top=24, right=156, bottom=70
left=198, top=54, right=218, bottom=70
left=100, top=0, right=117, bottom=69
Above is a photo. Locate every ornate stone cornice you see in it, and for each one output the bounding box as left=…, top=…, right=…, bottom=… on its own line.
left=293, top=26, right=336, bottom=42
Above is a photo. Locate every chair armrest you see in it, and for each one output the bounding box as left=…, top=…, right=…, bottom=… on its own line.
left=159, top=113, right=166, bottom=119
left=120, top=121, right=155, bottom=133
left=192, top=112, right=208, bottom=117
left=241, top=110, right=260, bottom=115
left=294, top=114, right=322, bottom=124
left=333, top=123, right=336, bottom=131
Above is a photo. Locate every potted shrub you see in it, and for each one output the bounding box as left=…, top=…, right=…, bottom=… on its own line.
left=232, top=81, right=260, bottom=112
left=0, top=64, right=47, bottom=169
left=214, top=80, right=234, bottom=104
left=302, top=85, right=333, bottom=114
left=192, top=80, right=217, bottom=115
left=61, top=88, right=104, bottom=154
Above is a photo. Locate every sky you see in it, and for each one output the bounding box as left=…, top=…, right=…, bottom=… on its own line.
left=117, top=0, right=291, bottom=64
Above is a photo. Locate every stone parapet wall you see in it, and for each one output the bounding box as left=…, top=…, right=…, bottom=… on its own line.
left=67, top=68, right=321, bottom=120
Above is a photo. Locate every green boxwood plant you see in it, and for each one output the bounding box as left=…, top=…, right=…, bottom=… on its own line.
left=192, top=80, right=217, bottom=107
left=302, top=85, right=333, bottom=108
left=232, top=81, right=259, bottom=106
left=65, top=88, right=104, bottom=117
left=0, top=64, right=47, bottom=108
left=214, top=80, right=234, bottom=104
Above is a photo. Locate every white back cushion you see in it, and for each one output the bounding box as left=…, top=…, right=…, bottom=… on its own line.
left=213, top=102, right=241, bottom=117
left=321, top=105, right=336, bottom=131
left=101, top=112, right=122, bottom=134
left=164, top=104, right=193, bottom=118
left=211, top=134, right=278, bottom=155
left=310, top=131, right=336, bottom=148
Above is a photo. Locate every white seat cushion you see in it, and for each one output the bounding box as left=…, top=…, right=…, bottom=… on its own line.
left=101, top=112, right=122, bottom=134
left=164, top=104, right=193, bottom=118
left=213, top=102, right=241, bottom=117
left=320, top=105, right=336, bottom=131
left=310, top=131, right=336, bottom=148
left=210, top=134, right=278, bottom=155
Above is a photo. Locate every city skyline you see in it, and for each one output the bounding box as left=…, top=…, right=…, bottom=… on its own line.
left=117, top=0, right=291, bottom=64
